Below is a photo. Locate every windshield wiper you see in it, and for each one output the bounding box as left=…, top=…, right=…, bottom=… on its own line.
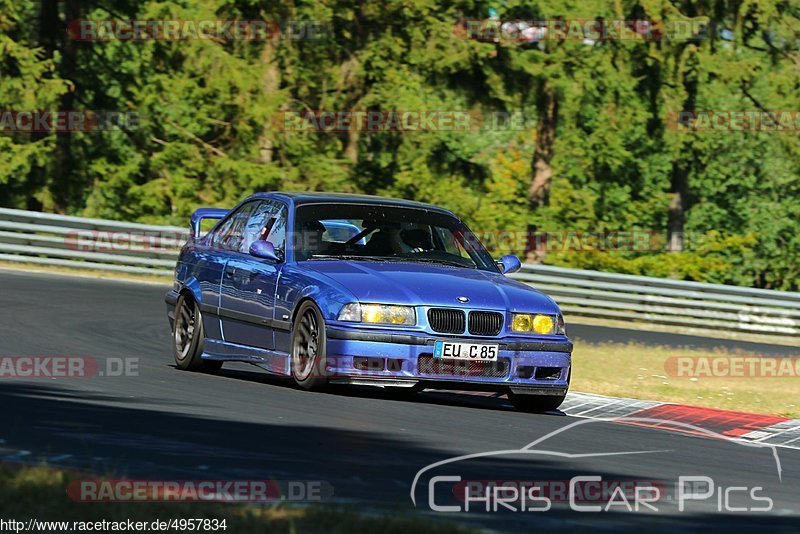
left=308, top=254, right=476, bottom=269
left=402, top=258, right=476, bottom=269
left=308, top=254, right=392, bottom=262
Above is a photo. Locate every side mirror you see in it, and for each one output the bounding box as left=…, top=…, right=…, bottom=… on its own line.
left=249, top=240, right=279, bottom=261
left=497, top=254, right=521, bottom=274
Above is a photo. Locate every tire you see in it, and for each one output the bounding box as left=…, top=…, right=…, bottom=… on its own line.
left=290, top=301, right=328, bottom=390
left=508, top=391, right=566, bottom=413
left=173, top=293, right=223, bottom=373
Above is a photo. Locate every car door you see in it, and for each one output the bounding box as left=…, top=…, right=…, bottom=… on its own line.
left=186, top=204, right=253, bottom=340
left=219, top=200, right=288, bottom=350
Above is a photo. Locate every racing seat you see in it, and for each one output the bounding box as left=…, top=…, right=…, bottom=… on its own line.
left=362, top=228, right=396, bottom=256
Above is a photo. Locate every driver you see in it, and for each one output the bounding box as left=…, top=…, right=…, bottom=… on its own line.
left=399, top=227, right=434, bottom=253
left=296, top=220, right=328, bottom=259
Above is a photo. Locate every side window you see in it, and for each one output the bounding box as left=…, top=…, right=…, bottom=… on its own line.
left=263, top=203, right=288, bottom=261
left=240, top=202, right=272, bottom=253
left=208, top=215, right=236, bottom=249
left=240, top=200, right=288, bottom=261
left=208, top=202, right=257, bottom=251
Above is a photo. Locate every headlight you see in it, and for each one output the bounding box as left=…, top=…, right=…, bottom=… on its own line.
left=337, top=303, right=416, bottom=326
left=511, top=313, right=565, bottom=335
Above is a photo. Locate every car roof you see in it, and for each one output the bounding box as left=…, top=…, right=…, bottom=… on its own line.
left=248, top=191, right=457, bottom=216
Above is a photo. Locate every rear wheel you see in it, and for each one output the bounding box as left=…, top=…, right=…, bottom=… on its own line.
left=290, top=301, right=328, bottom=390
left=508, top=391, right=566, bottom=413
left=173, top=293, right=222, bottom=373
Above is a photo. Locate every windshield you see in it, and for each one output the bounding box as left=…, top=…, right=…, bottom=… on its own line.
left=293, top=203, right=499, bottom=272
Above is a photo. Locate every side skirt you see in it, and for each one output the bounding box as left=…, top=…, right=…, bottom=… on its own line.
left=201, top=338, right=291, bottom=376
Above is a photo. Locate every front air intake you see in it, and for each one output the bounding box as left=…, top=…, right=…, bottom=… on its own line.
left=417, top=355, right=510, bottom=378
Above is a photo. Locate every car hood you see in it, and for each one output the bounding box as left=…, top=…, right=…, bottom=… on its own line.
left=300, top=260, right=560, bottom=314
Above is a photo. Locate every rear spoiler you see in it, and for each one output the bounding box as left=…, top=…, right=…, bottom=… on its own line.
left=190, top=208, right=229, bottom=239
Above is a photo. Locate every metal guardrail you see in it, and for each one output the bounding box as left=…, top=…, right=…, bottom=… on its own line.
left=0, top=207, right=187, bottom=276
left=511, top=264, right=800, bottom=336
left=1, top=207, right=799, bottom=336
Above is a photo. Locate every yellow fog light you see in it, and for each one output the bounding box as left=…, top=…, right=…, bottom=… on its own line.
left=338, top=303, right=416, bottom=326
left=512, top=314, right=533, bottom=332
left=512, top=313, right=562, bottom=334
left=532, top=314, right=554, bottom=334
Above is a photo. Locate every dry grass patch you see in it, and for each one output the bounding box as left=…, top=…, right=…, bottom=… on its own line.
left=571, top=341, right=800, bottom=418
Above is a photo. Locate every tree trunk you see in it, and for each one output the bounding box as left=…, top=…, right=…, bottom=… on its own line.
left=667, top=47, right=698, bottom=252
left=30, top=0, right=62, bottom=211
left=667, top=163, right=689, bottom=251
left=525, top=79, right=558, bottom=262
left=338, top=54, right=364, bottom=165
left=52, top=0, right=79, bottom=213
left=37, top=0, right=80, bottom=213
left=257, top=41, right=280, bottom=164
left=529, top=79, right=557, bottom=208
left=343, top=126, right=359, bottom=163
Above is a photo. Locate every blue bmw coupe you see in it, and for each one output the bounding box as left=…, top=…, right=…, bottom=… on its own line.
left=165, top=192, right=572, bottom=412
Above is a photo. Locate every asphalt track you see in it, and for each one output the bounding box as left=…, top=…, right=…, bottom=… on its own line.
left=1, top=269, right=798, bottom=532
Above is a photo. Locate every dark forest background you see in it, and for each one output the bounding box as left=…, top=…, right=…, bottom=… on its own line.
left=1, top=1, right=798, bottom=289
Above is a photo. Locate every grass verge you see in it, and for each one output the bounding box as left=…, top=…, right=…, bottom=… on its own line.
left=0, top=465, right=470, bottom=534
left=571, top=340, right=800, bottom=418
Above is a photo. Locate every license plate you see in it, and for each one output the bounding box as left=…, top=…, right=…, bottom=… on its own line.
left=433, top=341, right=499, bottom=361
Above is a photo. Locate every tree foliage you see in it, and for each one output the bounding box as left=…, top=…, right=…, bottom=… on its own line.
left=0, top=0, right=798, bottom=289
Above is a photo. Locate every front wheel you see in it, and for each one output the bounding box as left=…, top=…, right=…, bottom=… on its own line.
left=290, top=301, right=328, bottom=390
left=508, top=391, right=566, bottom=413
left=173, top=293, right=222, bottom=373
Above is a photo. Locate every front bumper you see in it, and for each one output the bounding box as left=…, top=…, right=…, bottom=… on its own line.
left=324, top=325, right=571, bottom=394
